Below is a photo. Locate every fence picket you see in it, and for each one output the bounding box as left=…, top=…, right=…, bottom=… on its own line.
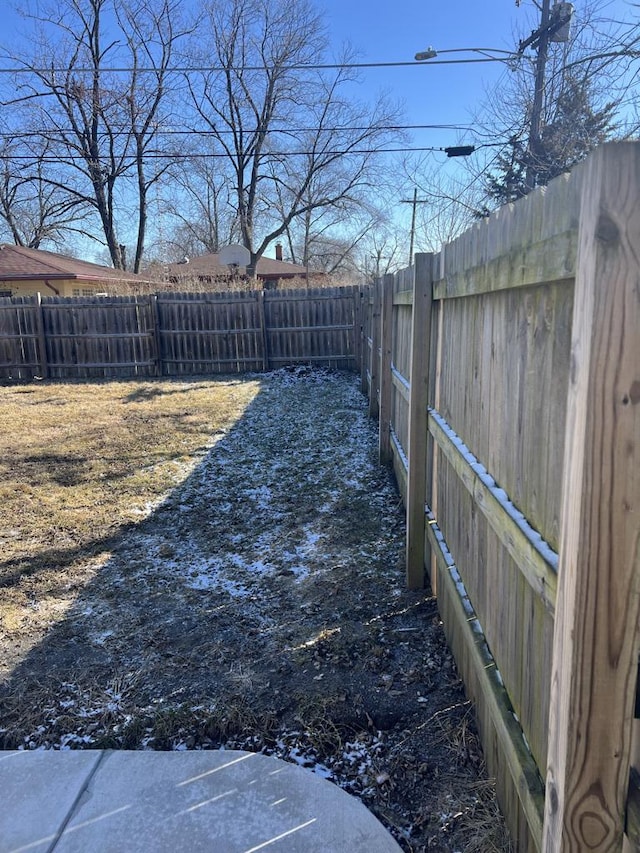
left=360, top=142, right=640, bottom=851
left=542, top=142, right=640, bottom=853
left=0, top=286, right=360, bottom=380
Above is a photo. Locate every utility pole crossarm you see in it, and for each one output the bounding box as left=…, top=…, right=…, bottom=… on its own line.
left=518, top=3, right=573, bottom=54
left=401, top=190, right=430, bottom=267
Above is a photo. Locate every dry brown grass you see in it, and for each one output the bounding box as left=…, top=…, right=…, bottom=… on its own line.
left=0, top=377, right=260, bottom=646
left=0, top=371, right=514, bottom=851
left=103, top=269, right=342, bottom=295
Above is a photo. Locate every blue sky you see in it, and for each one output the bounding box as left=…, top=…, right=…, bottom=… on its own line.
left=3, top=0, right=635, bottom=160
left=319, top=0, right=537, bottom=152
left=1, top=0, right=637, bottom=261
left=318, top=0, right=637, bottom=161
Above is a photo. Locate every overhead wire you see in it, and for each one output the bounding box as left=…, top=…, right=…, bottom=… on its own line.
left=410, top=149, right=504, bottom=238
left=0, top=56, right=518, bottom=75
left=0, top=123, right=477, bottom=138
left=1, top=141, right=505, bottom=162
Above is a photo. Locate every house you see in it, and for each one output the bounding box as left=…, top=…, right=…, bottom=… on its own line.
left=0, top=244, right=144, bottom=297
left=163, top=244, right=317, bottom=289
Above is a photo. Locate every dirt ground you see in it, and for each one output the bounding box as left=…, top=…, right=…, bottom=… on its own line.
left=0, top=368, right=512, bottom=852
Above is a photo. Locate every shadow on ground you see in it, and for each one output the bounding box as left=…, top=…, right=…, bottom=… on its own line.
left=0, top=370, right=512, bottom=852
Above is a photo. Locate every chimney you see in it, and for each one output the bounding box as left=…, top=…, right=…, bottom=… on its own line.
left=275, top=243, right=283, bottom=261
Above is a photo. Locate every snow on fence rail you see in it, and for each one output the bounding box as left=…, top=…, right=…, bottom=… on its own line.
left=0, top=285, right=361, bottom=380
left=361, top=142, right=640, bottom=852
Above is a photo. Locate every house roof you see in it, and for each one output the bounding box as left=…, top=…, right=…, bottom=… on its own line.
left=0, top=244, right=140, bottom=282
left=164, top=252, right=309, bottom=280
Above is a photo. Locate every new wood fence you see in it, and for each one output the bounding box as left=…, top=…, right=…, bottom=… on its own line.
left=0, top=286, right=360, bottom=381
left=362, top=142, right=640, bottom=852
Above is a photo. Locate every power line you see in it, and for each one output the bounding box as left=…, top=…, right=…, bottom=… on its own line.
left=0, top=123, right=476, bottom=139
left=415, top=148, right=505, bottom=236
left=0, top=56, right=513, bottom=75
left=1, top=142, right=503, bottom=162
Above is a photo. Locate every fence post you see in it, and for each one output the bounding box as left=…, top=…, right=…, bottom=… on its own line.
left=405, top=253, right=434, bottom=590
left=542, top=143, right=640, bottom=851
left=257, top=290, right=270, bottom=372
left=149, top=294, right=163, bottom=376
left=34, top=292, right=48, bottom=380
left=378, top=273, right=394, bottom=464
left=359, top=287, right=368, bottom=394
left=351, top=286, right=361, bottom=375
left=368, top=278, right=382, bottom=418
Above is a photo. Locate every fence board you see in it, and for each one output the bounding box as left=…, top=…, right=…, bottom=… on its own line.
left=359, top=143, right=640, bottom=850
left=263, top=286, right=357, bottom=370
left=542, top=142, right=640, bottom=852
left=0, top=296, right=41, bottom=381
left=405, top=254, right=433, bottom=589
left=427, top=409, right=557, bottom=611
left=379, top=275, right=394, bottom=463
left=0, top=287, right=360, bottom=381
left=425, top=513, right=545, bottom=850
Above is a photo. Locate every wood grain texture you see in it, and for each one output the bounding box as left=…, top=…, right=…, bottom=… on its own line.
left=368, top=280, right=382, bottom=418
left=435, top=170, right=581, bottom=301
left=405, top=254, right=433, bottom=589
left=425, top=514, right=545, bottom=851
left=427, top=409, right=558, bottom=613
left=354, top=142, right=640, bottom=850
left=542, top=143, right=640, bottom=852
left=378, top=274, right=394, bottom=464
left=0, top=287, right=360, bottom=379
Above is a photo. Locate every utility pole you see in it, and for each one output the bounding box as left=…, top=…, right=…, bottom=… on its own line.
left=526, top=0, right=552, bottom=191
left=520, top=2, right=574, bottom=191
left=401, top=190, right=429, bottom=266
left=408, top=187, right=417, bottom=266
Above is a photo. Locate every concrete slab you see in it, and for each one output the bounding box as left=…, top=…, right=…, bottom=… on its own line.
left=0, top=749, right=101, bottom=853
left=1, top=750, right=402, bottom=853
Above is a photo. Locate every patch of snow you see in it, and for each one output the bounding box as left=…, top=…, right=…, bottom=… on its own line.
left=428, top=408, right=558, bottom=571
left=243, top=484, right=272, bottom=510
left=90, top=630, right=114, bottom=646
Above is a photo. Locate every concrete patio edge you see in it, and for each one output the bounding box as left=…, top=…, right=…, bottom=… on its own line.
left=0, top=748, right=403, bottom=853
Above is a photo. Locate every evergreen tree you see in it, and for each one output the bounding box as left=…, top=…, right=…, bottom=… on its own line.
left=486, top=74, right=617, bottom=206
left=535, top=76, right=617, bottom=184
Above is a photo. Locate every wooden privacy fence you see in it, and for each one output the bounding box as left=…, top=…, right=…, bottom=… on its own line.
left=0, top=286, right=361, bottom=381
left=362, top=142, right=640, bottom=851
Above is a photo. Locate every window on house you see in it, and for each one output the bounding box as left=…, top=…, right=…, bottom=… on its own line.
left=72, top=288, right=96, bottom=297
left=0, top=290, right=12, bottom=297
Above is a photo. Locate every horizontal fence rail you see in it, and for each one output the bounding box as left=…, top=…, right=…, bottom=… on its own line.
left=361, top=142, right=640, bottom=852
left=0, top=286, right=361, bottom=381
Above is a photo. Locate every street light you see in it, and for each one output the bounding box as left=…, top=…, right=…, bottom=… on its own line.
left=414, top=46, right=520, bottom=63
left=415, top=47, right=437, bottom=61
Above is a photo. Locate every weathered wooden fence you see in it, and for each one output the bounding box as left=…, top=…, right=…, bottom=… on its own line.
left=362, top=142, right=640, bottom=851
left=0, top=286, right=360, bottom=381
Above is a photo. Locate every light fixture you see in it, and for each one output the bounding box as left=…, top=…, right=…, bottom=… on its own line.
left=414, top=46, right=520, bottom=63
left=415, top=47, right=437, bottom=61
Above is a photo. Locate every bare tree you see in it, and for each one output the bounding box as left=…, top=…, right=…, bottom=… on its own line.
left=354, top=220, right=407, bottom=280
left=159, top=156, right=240, bottom=258
left=402, top=1, right=640, bottom=235
left=5, top=0, right=190, bottom=270
left=0, top=133, right=93, bottom=248
left=186, top=0, right=401, bottom=277
left=397, top=151, right=489, bottom=253
left=115, top=0, right=193, bottom=271
left=272, top=175, right=386, bottom=274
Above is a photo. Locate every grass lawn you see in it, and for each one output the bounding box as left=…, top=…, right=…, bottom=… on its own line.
left=0, top=377, right=260, bottom=637
left=0, top=371, right=512, bottom=852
